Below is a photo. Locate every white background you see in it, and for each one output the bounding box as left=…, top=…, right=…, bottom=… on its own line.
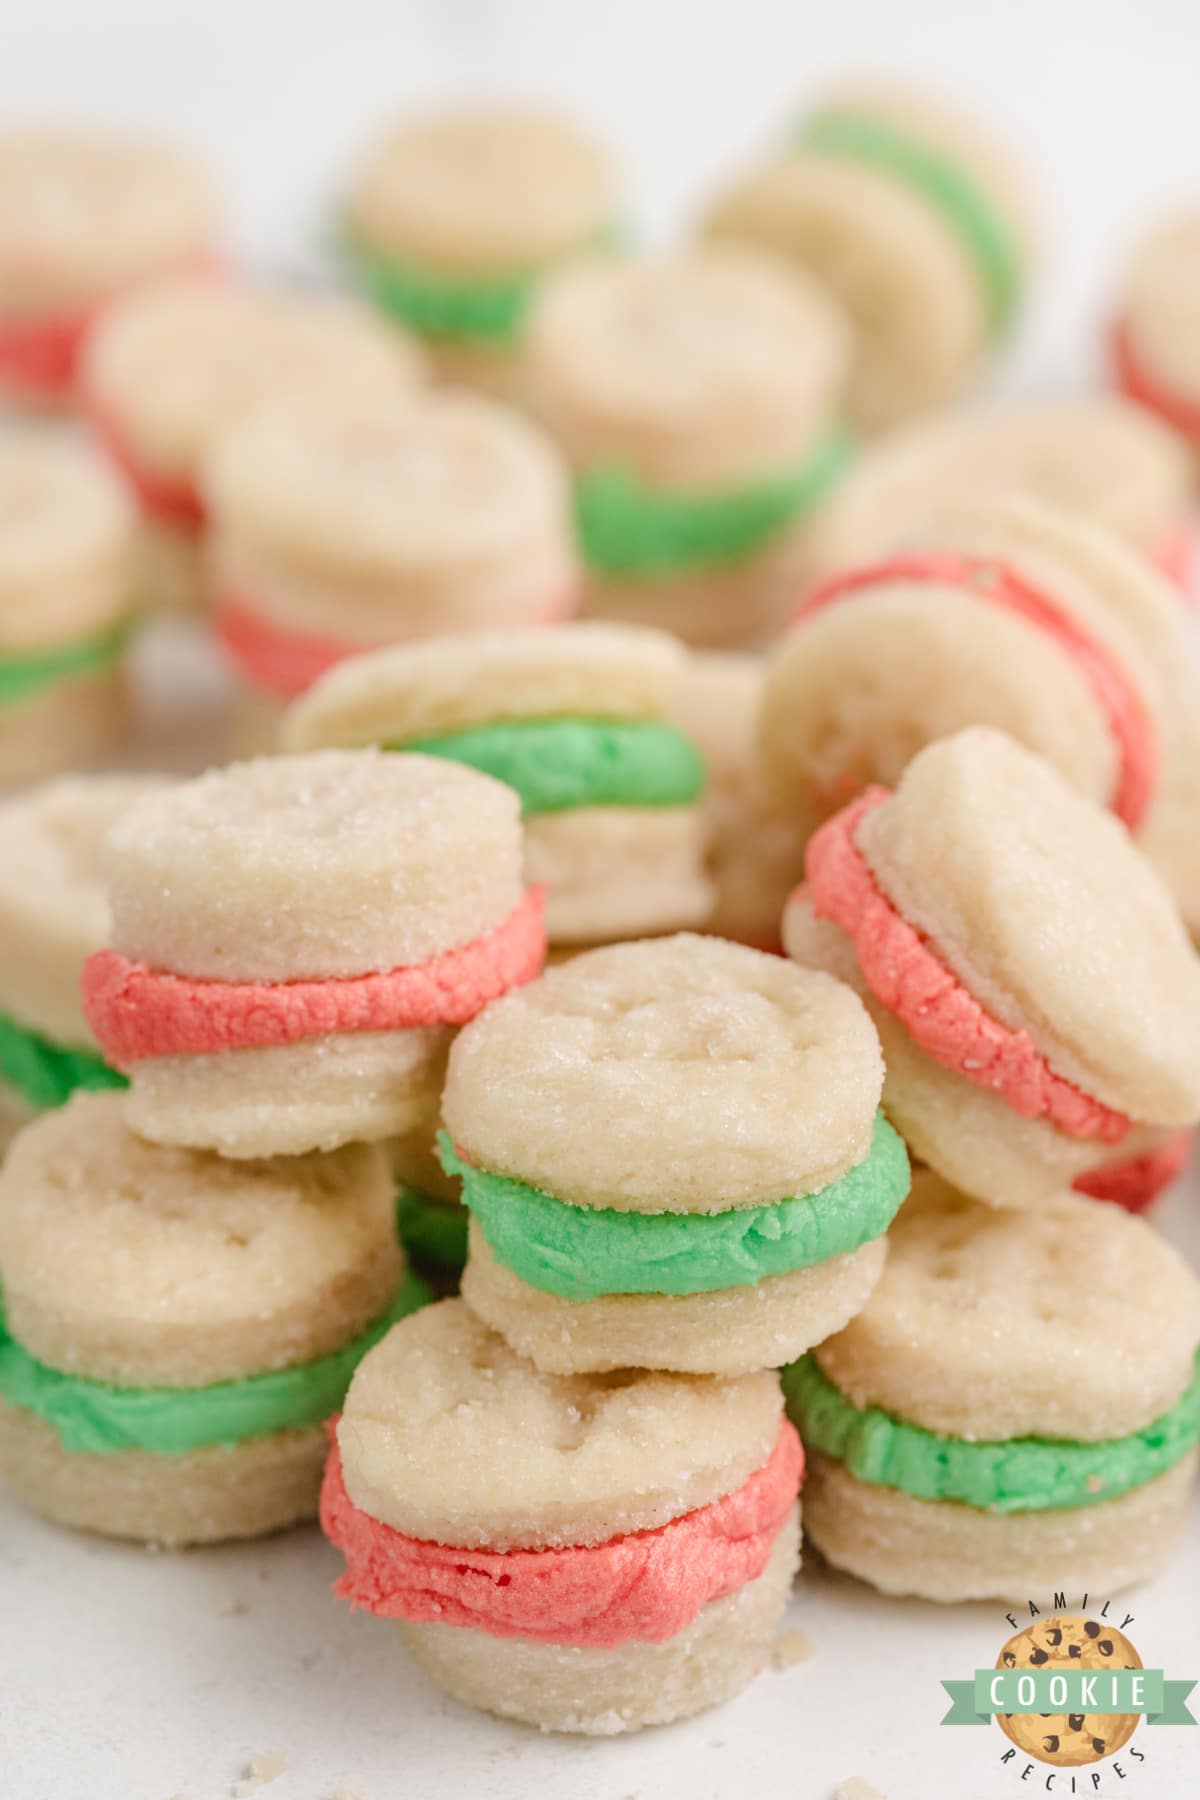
left=2, top=3, right=1200, bottom=1796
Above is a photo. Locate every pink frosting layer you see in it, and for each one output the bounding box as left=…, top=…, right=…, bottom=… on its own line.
left=794, top=553, right=1157, bottom=831
left=0, top=299, right=99, bottom=402
left=81, top=887, right=546, bottom=1066
left=1112, top=315, right=1200, bottom=447
left=215, top=583, right=581, bottom=701
left=1152, top=520, right=1196, bottom=602
left=86, top=394, right=206, bottom=528
left=320, top=1420, right=803, bottom=1649
left=804, top=789, right=1131, bottom=1144
left=1074, top=1128, right=1192, bottom=1213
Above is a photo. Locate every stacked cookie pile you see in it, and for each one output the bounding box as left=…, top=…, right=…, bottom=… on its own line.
left=1, top=74, right=1200, bottom=1756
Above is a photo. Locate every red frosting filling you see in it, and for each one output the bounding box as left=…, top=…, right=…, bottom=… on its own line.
left=804, top=789, right=1131, bottom=1144
left=1112, top=315, right=1200, bottom=447
left=85, top=394, right=206, bottom=528
left=320, top=1419, right=803, bottom=1649
left=0, top=298, right=101, bottom=402
left=793, top=553, right=1157, bottom=831
left=80, top=887, right=546, bottom=1067
left=1151, top=520, right=1196, bottom=602
left=1074, top=1128, right=1192, bottom=1213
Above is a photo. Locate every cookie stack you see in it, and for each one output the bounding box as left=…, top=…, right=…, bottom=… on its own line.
left=0, top=748, right=547, bottom=1545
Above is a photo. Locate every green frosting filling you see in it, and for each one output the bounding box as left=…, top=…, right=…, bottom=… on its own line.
left=574, top=424, right=853, bottom=577
left=343, top=225, right=623, bottom=345
left=395, top=1184, right=469, bottom=1275
left=0, top=1273, right=430, bottom=1457
left=395, top=717, right=706, bottom=816
left=0, top=619, right=131, bottom=709
left=799, top=109, right=1022, bottom=337
left=439, top=1111, right=909, bottom=1301
left=782, top=1349, right=1200, bottom=1514
left=0, top=1011, right=127, bottom=1111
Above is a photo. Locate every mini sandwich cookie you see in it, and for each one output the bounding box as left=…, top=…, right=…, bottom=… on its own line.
left=80, top=750, right=546, bottom=1158
left=524, top=247, right=851, bottom=648
left=343, top=105, right=618, bottom=395
left=783, top=1173, right=1200, bottom=1601
left=763, top=495, right=1200, bottom=935
left=784, top=728, right=1200, bottom=1214
left=1112, top=210, right=1200, bottom=473
left=0, top=775, right=170, bottom=1150
left=0, top=129, right=216, bottom=407
left=799, top=398, right=1195, bottom=594
left=206, top=388, right=578, bottom=715
left=321, top=1299, right=802, bottom=1734
left=284, top=625, right=711, bottom=946
left=667, top=652, right=814, bottom=950
left=0, top=431, right=139, bottom=784
left=703, top=84, right=1030, bottom=433
left=445, top=934, right=909, bottom=1375
left=82, top=274, right=424, bottom=612
left=0, top=1093, right=427, bottom=1545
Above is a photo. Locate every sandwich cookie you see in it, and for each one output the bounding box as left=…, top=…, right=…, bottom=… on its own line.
left=343, top=105, right=618, bottom=395
left=783, top=728, right=1200, bottom=1212
left=0, top=431, right=139, bottom=784
left=0, top=774, right=170, bottom=1150
left=798, top=398, right=1194, bottom=596
left=321, top=1298, right=802, bottom=1733
left=1112, top=210, right=1200, bottom=478
left=283, top=624, right=711, bottom=946
left=784, top=1173, right=1200, bottom=1600
left=0, top=1092, right=427, bottom=1545
left=524, top=247, right=851, bottom=648
left=667, top=652, right=814, bottom=950
left=446, top=934, right=909, bottom=1375
left=80, top=750, right=545, bottom=1158
left=703, top=84, right=1030, bottom=433
left=206, top=388, right=578, bottom=732
left=0, top=129, right=216, bottom=408
left=82, top=274, right=424, bottom=612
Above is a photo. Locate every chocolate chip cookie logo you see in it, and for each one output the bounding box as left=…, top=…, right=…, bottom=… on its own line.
left=941, top=1597, right=1197, bottom=1788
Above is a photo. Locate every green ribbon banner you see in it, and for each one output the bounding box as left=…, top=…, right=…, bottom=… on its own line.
left=941, top=1672, right=1196, bottom=1726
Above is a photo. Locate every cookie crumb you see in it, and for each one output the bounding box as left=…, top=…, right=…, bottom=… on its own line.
left=232, top=1752, right=287, bottom=1796
left=771, top=1627, right=813, bottom=1669
left=835, top=1780, right=886, bottom=1800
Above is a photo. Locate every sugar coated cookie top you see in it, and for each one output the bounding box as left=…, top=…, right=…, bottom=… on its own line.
left=346, top=106, right=615, bottom=273
left=84, top=275, right=424, bottom=475
left=443, top=932, right=883, bottom=1212
left=0, top=1091, right=400, bottom=1387
left=283, top=622, right=686, bottom=748
left=337, top=1297, right=783, bottom=1548
left=526, top=248, right=848, bottom=487
left=857, top=729, right=1200, bottom=1125
left=817, top=1171, right=1200, bottom=1441
left=0, top=129, right=215, bottom=311
left=103, top=749, right=525, bottom=983
left=0, top=431, right=135, bottom=646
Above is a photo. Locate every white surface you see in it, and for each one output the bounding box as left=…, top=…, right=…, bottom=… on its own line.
left=3, top=4, right=1200, bottom=1795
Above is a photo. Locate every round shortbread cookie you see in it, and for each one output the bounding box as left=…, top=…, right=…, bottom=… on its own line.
left=346, top=106, right=615, bottom=279
left=0, top=1091, right=400, bottom=1386
left=123, top=1025, right=449, bottom=1159
left=462, top=1221, right=886, bottom=1375
left=83, top=275, right=424, bottom=483
left=801, top=399, right=1192, bottom=578
left=1117, top=210, right=1200, bottom=422
left=526, top=247, right=847, bottom=489
left=854, top=729, right=1200, bottom=1124
left=443, top=934, right=883, bottom=1210
left=525, top=807, right=712, bottom=944
left=803, top=1450, right=1197, bottom=1603
left=815, top=1173, right=1200, bottom=1441
left=103, top=749, right=524, bottom=983
left=0, top=773, right=171, bottom=1045
left=206, top=388, right=577, bottom=643
left=0, top=130, right=215, bottom=315
left=283, top=622, right=686, bottom=748
left=783, top=891, right=1153, bottom=1208
left=0, top=1401, right=325, bottom=1547
left=662, top=652, right=818, bottom=943
left=397, top=1502, right=799, bottom=1735
left=336, top=1298, right=783, bottom=1550
left=0, top=430, right=137, bottom=649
